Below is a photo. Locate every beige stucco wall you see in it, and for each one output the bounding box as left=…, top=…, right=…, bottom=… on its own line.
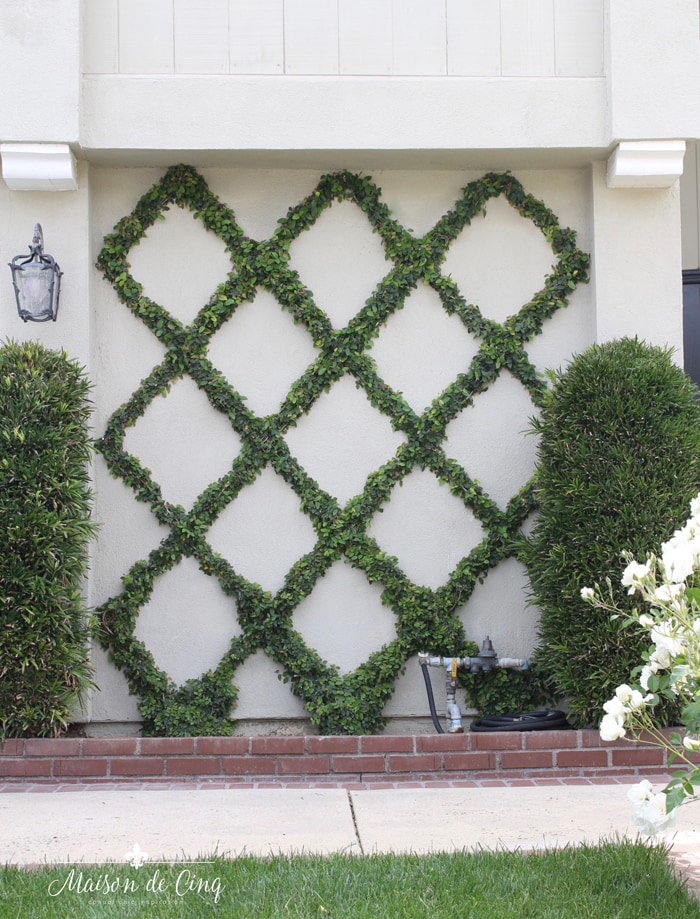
left=0, top=161, right=92, bottom=366
left=591, top=163, right=685, bottom=347
left=79, top=163, right=683, bottom=732
left=0, top=159, right=688, bottom=732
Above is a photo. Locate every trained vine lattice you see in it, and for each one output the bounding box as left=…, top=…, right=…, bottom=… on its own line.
left=95, top=165, right=589, bottom=735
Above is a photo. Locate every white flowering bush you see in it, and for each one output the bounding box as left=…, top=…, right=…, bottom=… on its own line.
left=582, top=492, right=700, bottom=835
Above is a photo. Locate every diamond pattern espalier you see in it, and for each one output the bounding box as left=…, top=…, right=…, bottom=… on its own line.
left=95, top=166, right=589, bottom=735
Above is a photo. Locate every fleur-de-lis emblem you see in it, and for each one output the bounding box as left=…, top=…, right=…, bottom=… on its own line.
left=125, top=842, right=149, bottom=868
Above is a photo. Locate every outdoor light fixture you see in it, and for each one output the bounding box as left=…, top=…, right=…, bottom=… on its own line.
left=9, top=224, right=62, bottom=322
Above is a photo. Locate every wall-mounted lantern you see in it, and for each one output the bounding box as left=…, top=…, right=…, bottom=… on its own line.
left=9, top=224, right=62, bottom=322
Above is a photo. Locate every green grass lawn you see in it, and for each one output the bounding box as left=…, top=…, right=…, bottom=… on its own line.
left=1, top=840, right=699, bottom=918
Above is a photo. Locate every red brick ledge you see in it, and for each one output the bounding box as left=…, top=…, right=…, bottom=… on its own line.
left=0, top=730, right=676, bottom=785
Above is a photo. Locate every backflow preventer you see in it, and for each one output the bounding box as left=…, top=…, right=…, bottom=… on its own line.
left=418, top=638, right=529, bottom=734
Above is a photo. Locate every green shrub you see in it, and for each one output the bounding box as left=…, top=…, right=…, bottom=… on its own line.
left=0, top=340, right=97, bottom=739
left=521, top=337, right=700, bottom=727
left=459, top=660, right=554, bottom=717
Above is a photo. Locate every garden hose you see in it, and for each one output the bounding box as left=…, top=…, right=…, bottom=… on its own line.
left=470, top=710, right=570, bottom=732
left=420, top=659, right=445, bottom=734
left=422, top=658, right=570, bottom=733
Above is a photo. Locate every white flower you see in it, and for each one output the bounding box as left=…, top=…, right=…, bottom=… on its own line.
left=606, top=685, right=649, bottom=714
left=688, top=534, right=700, bottom=562
left=651, top=619, right=687, bottom=658
left=600, top=712, right=626, bottom=741
left=603, top=696, right=627, bottom=718
left=594, top=492, right=700, bottom=831
left=690, top=492, right=700, bottom=518
left=614, top=684, right=635, bottom=705
left=627, top=779, right=654, bottom=804
left=621, top=687, right=648, bottom=711
left=649, top=646, right=672, bottom=670
left=661, top=540, right=695, bottom=584
left=631, top=791, right=677, bottom=836
left=621, top=560, right=652, bottom=594
left=653, top=583, right=685, bottom=608
left=627, top=781, right=676, bottom=835
left=639, top=665, right=654, bottom=690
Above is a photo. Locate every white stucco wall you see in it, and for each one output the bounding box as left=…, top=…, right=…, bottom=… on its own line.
left=0, top=159, right=689, bottom=732
left=86, top=165, right=597, bottom=731
left=591, top=163, right=685, bottom=352
left=0, top=161, right=92, bottom=366
left=607, top=0, right=700, bottom=143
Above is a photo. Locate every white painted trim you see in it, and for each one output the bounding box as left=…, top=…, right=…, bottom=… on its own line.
left=606, top=140, right=686, bottom=188
left=0, top=143, right=78, bottom=191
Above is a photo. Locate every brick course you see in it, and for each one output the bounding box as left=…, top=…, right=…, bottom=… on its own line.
left=443, top=752, right=495, bottom=771
left=500, top=751, right=554, bottom=770
left=0, top=732, right=680, bottom=785
left=556, top=749, right=608, bottom=769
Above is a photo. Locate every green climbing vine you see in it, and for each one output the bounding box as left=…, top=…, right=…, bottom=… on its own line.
left=95, top=165, right=589, bottom=735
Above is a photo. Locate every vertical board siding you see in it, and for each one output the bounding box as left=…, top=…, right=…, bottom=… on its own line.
left=554, top=0, right=604, bottom=76
left=229, top=0, right=284, bottom=74
left=447, top=0, right=501, bottom=77
left=284, top=0, right=340, bottom=75
left=339, top=0, right=392, bottom=76
left=393, top=0, right=446, bottom=75
left=175, top=0, right=230, bottom=73
left=501, top=0, right=555, bottom=77
left=118, top=0, right=174, bottom=74
left=82, top=0, right=119, bottom=74
left=82, top=0, right=602, bottom=77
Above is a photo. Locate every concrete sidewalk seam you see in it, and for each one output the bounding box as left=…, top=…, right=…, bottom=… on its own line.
left=347, top=790, right=364, bottom=855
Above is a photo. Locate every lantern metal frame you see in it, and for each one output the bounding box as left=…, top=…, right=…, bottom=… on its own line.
left=9, top=224, right=62, bottom=322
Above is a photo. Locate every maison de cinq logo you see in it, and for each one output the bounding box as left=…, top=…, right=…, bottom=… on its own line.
left=47, top=843, right=223, bottom=903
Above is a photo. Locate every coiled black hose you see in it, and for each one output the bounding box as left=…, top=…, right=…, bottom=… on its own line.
left=421, top=660, right=570, bottom=733
left=470, top=710, right=570, bottom=732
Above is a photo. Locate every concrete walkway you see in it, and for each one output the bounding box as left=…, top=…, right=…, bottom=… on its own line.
left=2, top=780, right=699, bottom=867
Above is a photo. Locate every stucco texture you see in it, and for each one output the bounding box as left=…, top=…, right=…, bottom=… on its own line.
left=87, top=165, right=594, bottom=731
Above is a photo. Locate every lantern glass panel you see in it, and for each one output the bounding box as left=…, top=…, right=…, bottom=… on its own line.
left=15, top=261, right=55, bottom=321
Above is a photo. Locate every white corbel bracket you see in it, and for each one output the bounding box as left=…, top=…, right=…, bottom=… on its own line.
left=0, top=143, right=77, bottom=191
left=606, top=140, right=686, bottom=188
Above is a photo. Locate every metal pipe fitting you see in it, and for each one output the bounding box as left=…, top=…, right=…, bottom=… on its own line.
left=418, top=638, right=530, bottom=733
